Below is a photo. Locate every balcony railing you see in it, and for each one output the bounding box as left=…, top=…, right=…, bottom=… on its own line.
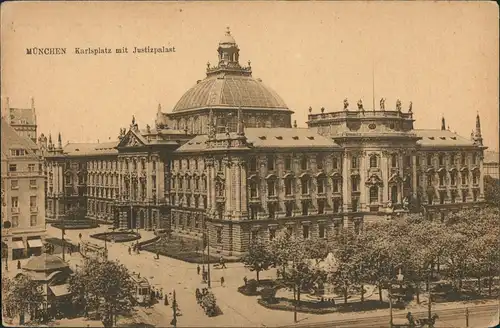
left=11, top=207, right=20, bottom=214
left=30, top=206, right=38, bottom=213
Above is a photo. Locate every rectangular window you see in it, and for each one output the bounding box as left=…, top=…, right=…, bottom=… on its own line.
left=351, top=176, right=359, bottom=192
left=286, top=226, right=293, bottom=236
left=302, top=201, right=309, bottom=216
left=461, top=154, right=466, bottom=165
left=284, top=157, right=292, bottom=170
left=332, top=179, right=339, bottom=193
left=301, top=157, right=308, bottom=170
left=11, top=180, right=19, bottom=189
left=11, top=197, right=19, bottom=207
left=317, top=179, right=324, bottom=194
left=319, top=225, right=325, bottom=238
left=268, top=203, right=276, bottom=219
left=332, top=157, right=338, bottom=169
left=333, top=199, right=341, bottom=213
left=12, top=216, right=19, bottom=228
left=285, top=202, right=293, bottom=217
left=285, top=179, right=292, bottom=195
left=352, top=198, right=359, bottom=212
left=30, top=196, right=37, bottom=207
left=427, top=155, right=433, bottom=166
left=30, top=215, right=37, bottom=226
left=316, top=155, right=324, bottom=170
left=249, top=157, right=257, bottom=171
left=28, top=164, right=36, bottom=172
left=267, top=156, right=275, bottom=171
left=391, top=154, right=398, bottom=168
left=318, top=200, right=325, bottom=214
left=9, top=164, right=17, bottom=172
left=404, top=156, right=411, bottom=167
left=416, top=156, right=420, bottom=167
left=351, top=156, right=358, bottom=169
left=302, top=225, right=310, bottom=239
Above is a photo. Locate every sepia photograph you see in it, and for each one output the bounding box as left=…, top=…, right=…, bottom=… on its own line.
left=1, top=1, right=499, bottom=327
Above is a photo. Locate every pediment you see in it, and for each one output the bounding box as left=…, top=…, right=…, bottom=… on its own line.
left=388, top=173, right=403, bottom=184
left=117, top=131, right=146, bottom=149
left=365, top=173, right=383, bottom=186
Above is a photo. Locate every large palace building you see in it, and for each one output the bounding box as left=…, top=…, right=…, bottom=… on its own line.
left=37, top=29, right=486, bottom=255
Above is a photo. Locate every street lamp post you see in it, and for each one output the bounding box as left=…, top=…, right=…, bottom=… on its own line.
left=427, top=269, right=432, bottom=322
left=389, top=268, right=404, bottom=328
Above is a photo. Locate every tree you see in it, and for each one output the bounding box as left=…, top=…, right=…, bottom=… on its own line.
left=328, top=228, right=364, bottom=304
left=2, top=274, right=44, bottom=324
left=269, top=231, right=324, bottom=322
left=242, top=239, right=274, bottom=282
left=484, top=175, right=500, bottom=206
left=69, top=258, right=135, bottom=327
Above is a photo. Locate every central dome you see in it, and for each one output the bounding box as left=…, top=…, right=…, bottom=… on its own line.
left=173, top=75, right=289, bottom=112
left=172, top=28, right=289, bottom=113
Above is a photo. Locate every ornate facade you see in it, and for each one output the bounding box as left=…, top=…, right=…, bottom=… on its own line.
left=40, top=29, right=486, bottom=255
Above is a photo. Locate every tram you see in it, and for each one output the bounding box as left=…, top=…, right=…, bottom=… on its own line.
left=130, top=273, right=151, bottom=305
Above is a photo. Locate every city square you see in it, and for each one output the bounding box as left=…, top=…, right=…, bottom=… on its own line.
left=2, top=2, right=499, bottom=328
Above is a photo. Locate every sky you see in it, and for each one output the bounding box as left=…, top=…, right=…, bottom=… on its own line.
left=1, top=1, right=498, bottom=151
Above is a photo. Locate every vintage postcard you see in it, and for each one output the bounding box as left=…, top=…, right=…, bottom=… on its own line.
left=1, top=1, right=499, bottom=328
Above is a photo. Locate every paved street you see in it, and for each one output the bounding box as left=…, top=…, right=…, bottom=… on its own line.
left=45, top=226, right=499, bottom=328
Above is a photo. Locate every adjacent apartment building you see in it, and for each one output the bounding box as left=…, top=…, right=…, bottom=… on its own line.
left=1, top=110, right=46, bottom=261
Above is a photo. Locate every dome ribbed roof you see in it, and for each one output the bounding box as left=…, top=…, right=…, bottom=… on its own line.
left=24, top=254, right=69, bottom=272
left=173, top=75, right=289, bottom=112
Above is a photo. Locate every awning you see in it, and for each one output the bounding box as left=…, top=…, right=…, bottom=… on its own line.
left=49, top=284, right=71, bottom=297
left=12, top=240, right=25, bottom=250
left=27, top=239, right=43, bottom=248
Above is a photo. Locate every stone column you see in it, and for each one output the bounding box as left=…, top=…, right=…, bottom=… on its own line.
left=359, top=154, right=366, bottom=211
left=381, top=154, right=389, bottom=204
left=342, top=153, right=350, bottom=212
left=412, top=155, right=418, bottom=200
left=479, top=157, right=485, bottom=200
left=235, top=159, right=241, bottom=219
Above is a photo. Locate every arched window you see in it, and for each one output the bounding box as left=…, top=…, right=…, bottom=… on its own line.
left=370, top=186, right=378, bottom=203
left=369, top=155, right=378, bottom=168
left=301, top=177, right=309, bottom=194
left=317, top=175, right=325, bottom=194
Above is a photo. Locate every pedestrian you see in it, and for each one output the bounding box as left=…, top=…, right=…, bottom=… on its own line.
left=220, top=276, right=225, bottom=287
left=243, top=276, right=248, bottom=286
left=197, top=264, right=200, bottom=275
left=160, top=289, right=163, bottom=300
left=79, top=233, right=82, bottom=239
left=156, top=251, right=160, bottom=259
left=164, top=295, right=169, bottom=306
left=128, top=246, right=131, bottom=255
left=220, top=256, right=227, bottom=269
left=17, top=260, right=21, bottom=270
left=156, top=290, right=160, bottom=299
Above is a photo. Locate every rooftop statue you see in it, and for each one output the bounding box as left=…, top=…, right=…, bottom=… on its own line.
left=357, top=99, right=364, bottom=111
left=343, top=98, right=349, bottom=111
left=408, top=101, right=413, bottom=113
left=396, top=99, right=402, bottom=112
left=146, top=124, right=151, bottom=133
left=380, top=98, right=386, bottom=110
